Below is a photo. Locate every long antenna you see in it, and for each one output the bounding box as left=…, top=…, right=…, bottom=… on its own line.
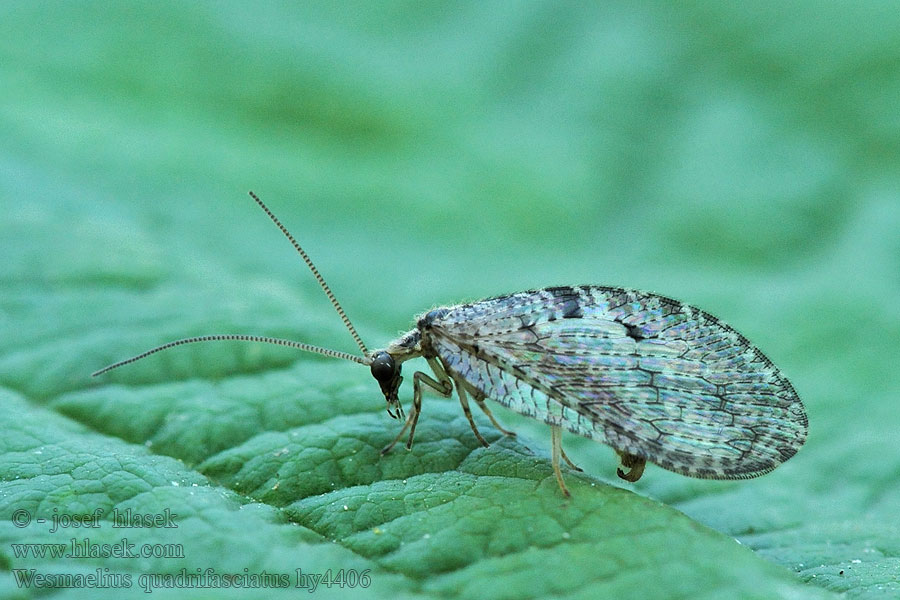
left=92, top=335, right=369, bottom=377
left=248, top=191, right=368, bottom=356
left=92, top=192, right=374, bottom=378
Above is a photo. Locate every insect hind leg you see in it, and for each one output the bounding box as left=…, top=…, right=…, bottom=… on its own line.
left=550, top=425, right=571, bottom=497
left=560, top=446, right=583, bottom=472
left=380, top=357, right=452, bottom=455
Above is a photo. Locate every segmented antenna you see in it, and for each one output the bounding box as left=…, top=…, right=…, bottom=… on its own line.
left=248, top=191, right=368, bottom=356
left=92, top=193, right=374, bottom=377
left=91, top=335, right=369, bottom=377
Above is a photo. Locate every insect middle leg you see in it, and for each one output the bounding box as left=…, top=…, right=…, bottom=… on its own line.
left=381, top=356, right=453, bottom=455
left=471, top=393, right=517, bottom=437
left=452, top=375, right=489, bottom=447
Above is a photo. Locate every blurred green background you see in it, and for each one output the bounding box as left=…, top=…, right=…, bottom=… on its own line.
left=2, top=1, right=899, bottom=598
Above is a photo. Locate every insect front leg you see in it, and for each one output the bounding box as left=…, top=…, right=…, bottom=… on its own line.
left=380, top=356, right=452, bottom=455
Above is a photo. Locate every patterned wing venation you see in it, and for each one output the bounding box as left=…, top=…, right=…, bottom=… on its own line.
left=427, top=285, right=807, bottom=479
left=432, top=336, right=598, bottom=440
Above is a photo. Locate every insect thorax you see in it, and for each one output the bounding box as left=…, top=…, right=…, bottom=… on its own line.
left=384, top=328, right=423, bottom=360
left=385, top=306, right=455, bottom=361
left=417, top=307, right=451, bottom=330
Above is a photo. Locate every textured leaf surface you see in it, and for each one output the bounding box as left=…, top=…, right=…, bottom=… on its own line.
left=2, top=2, right=898, bottom=598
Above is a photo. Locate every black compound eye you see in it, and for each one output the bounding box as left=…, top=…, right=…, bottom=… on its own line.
left=370, top=351, right=395, bottom=382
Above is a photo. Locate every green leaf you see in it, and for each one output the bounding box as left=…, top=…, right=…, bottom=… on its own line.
left=3, top=2, right=898, bottom=598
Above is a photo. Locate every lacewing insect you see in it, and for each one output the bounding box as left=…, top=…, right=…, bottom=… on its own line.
left=94, top=192, right=808, bottom=496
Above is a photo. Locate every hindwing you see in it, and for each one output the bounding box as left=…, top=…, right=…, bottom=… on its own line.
left=425, top=286, right=807, bottom=479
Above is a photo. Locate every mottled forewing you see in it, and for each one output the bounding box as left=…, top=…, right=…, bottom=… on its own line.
left=428, top=286, right=807, bottom=479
